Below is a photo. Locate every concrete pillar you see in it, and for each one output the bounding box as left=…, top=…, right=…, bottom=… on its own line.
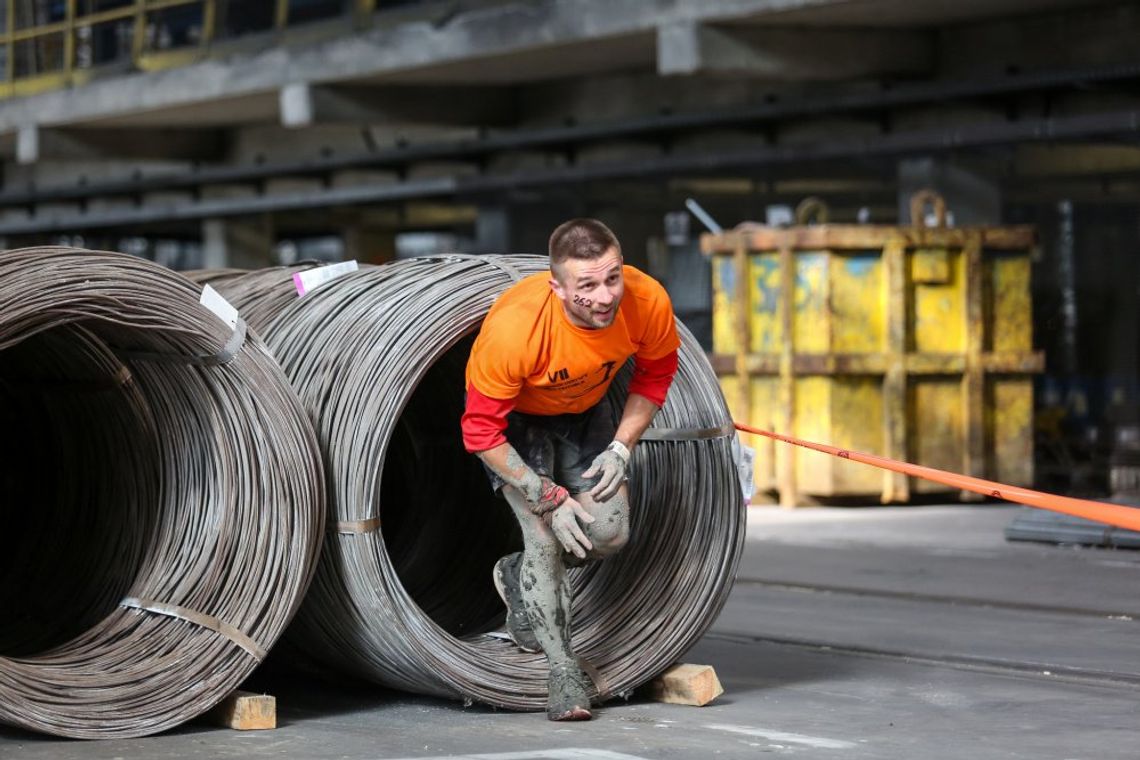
left=659, top=210, right=712, bottom=350
left=16, top=126, right=39, bottom=165
left=898, top=158, right=1001, bottom=226
left=473, top=206, right=511, bottom=254
left=1103, top=209, right=1140, bottom=422
left=344, top=226, right=396, bottom=264
left=472, top=203, right=667, bottom=266
left=588, top=205, right=660, bottom=272
left=473, top=203, right=575, bottom=257
left=509, top=204, right=576, bottom=257
left=201, top=215, right=275, bottom=270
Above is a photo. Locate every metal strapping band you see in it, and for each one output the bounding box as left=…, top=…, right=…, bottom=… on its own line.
left=438, top=253, right=524, bottom=283
left=482, top=256, right=524, bottom=283
left=639, top=423, right=736, bottom=441
left=120, top=596, right=267, bottom=661
left=335, top=517, right=382, bottom=535
left=117, top=318, right=248, bottom=367
left=578, top=658, right=613, bottom=700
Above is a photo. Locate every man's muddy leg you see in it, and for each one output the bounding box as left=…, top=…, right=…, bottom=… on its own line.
left=502, top=486, right=576, bottom=666
left=503, top=486, right=593, bottom=720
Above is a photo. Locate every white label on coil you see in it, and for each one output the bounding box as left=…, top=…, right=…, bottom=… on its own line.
left=380, top=751, right=651, bottom=760
left=199, top=284, right=239, bottom=330
left=732, top=435, right=756, bottom=505
left=293, top=260, right=359, bottom=297
left=484, top=631, right=514, bottom=642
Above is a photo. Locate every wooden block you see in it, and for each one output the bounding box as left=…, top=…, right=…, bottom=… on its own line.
left=649, top=664, right=724, bottom=706
left=207, top=690, right=276, bottom=730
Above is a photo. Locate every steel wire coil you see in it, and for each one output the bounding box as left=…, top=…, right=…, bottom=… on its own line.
left=203, top=254, right=744, bottom=709
left=0, top=247, right=325, bottom=739
left=182, top=263, right=332, bottom=332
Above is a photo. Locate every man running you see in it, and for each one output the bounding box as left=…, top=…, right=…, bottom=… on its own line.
left=461, top=218, right=680, bottom=720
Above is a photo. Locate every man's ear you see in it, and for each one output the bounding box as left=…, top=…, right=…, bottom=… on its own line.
left=548, top=274, right=566, bottom=301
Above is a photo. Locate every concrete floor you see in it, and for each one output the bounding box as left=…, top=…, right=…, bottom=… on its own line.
left=4, top=504, right=1140, bottom=759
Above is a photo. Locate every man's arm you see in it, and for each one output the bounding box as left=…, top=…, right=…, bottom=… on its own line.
left=614, top=392, right=663, bottom=452
left=463, top=387, right=551, bottom=502
left=463, top=386, right=597, bottom=557
left=478, top=442, right=597, bottom=558
left=583, top=350, right=679, bottom=500
left=620, top=348, right=679, bottom=450
left=476, top=441, right=546, bottom=503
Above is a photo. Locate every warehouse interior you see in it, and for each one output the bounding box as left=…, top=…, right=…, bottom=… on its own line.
left=0, top=0, right=1137, bottom=497
left=1, top=1, right=1139, bottom=758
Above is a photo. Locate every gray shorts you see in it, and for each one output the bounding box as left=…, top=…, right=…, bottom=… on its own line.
left=484, top=394, right=620, bottom=496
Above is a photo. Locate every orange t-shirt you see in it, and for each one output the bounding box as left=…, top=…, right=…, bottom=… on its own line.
left=466, top=265, right=680, bottom=415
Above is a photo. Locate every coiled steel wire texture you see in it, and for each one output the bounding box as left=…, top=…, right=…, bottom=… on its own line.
left=200, top=254, right=745, bottom=710
left=0, top=247, right=325, bottom=739
left=183, top=262, right=328, bottom=331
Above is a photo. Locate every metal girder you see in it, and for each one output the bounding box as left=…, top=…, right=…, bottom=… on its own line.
left=0, top=177, right=457, bottom=235
left=3, top=108, right=1140, bottom=235
left=2, top=59, right=1140, bottom=208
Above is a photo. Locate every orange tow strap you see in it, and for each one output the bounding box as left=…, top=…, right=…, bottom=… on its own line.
left=734, top=422, right=1140, bottom=533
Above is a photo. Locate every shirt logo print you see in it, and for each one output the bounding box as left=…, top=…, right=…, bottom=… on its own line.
left=548, top=367, right=570, bottom=382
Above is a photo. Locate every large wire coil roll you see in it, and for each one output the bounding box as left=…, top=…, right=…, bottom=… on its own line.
left=202, top=254, right=744, bottom=710
left=183, top=263, right=329, bottom=331
left=0, top=248, right=325, bottom=739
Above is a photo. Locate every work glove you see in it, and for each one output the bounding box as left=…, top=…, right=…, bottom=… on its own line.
left=525, top=476, right=569, bottom=517
left=583, top=440, right=630, bottom=502
left=544, top=499, right=596, bottom=559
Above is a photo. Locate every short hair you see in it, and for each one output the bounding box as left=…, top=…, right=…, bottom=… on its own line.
left=548, top=218, right=621, bottom=271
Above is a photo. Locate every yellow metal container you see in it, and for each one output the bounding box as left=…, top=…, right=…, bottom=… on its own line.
left=704, top=192, right=1043, bottom=505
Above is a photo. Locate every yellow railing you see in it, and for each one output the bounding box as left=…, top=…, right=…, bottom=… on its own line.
left=0, top=0, right=378, bottom=98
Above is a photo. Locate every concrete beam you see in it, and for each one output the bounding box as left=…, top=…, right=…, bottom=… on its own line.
left=1013, top=144, right=1140, bottom=178
left=202, top=215, right=275, bottom=270
left=279, top=82, right=515, bottom=128
left=658, top=21, right=932, bottom=80
left=938, top=2, right=1140, bottom=78
left=0, top=0, right=832, bottom=132
left=16, top=125, right=226, bottom=165
left=1006, top=178, right=1140, bottom=204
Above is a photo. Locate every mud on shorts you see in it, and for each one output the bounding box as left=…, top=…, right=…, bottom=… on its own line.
left=484, top=393, right=621, bottom=496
